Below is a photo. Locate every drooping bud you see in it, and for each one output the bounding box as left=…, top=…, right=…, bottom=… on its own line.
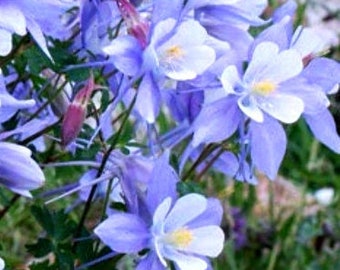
left=61, top=75, right=96, bottom=147
left=0, top=142, right=45, bottom=197
left=116, top=0, right=149, bottom=48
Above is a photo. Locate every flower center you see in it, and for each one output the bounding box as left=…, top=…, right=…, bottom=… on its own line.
left=165, top=45, right=184, bottom=60
left=252, top=80, right=276, bottom=95
left=165, top=228, right=193, bottom=248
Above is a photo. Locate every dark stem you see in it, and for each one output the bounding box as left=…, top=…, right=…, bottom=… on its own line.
left=0, top=194, right=20, bottom=220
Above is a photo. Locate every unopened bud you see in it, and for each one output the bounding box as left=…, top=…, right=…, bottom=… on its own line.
left=43, top=69, right=71, bottom=117
left=61, top=75, right=96, bottom=147
left=116, top=0, right=149, bottom=48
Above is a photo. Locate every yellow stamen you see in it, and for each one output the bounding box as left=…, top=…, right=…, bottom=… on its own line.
left=252, top=80, right=277, bottom=95
left=165, top=45, right=184, bottom=59
left=165, top=228, right=193, bottom=248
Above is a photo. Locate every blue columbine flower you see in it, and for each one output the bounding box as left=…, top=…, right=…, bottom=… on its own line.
left=94, top=152, right=225, bottom=270
left=191, top=40, right=308, bottom=180
left=220, top=41, right=304, bottom=124
left=95, top=194, right=224, bottom=270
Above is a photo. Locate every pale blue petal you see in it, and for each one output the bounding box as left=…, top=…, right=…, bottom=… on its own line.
left=192, top=97, right=242, bottom=146
left=249, top=117, right=287, bottom=180
left=150, top=18, right=176, bottom=47
left=204, top=24, right=253, bottom=60
left=147, top=151, right=178, bottom=215
left=0, top=93, right=36, bottom=123
left=301, top=57, right=340, bottom=94
left=164, top=194, right=207, bottom=232
left=26, top=17, right=53, bottom=60
left=212, top=152, right=239, bottom=178
left=94, top=213, right=149, bottom=253
left=304, top=110, right=340, bottom=153
left=273, top=0, right=297, bottom=22
left=152, top=0, right=184, bottom=24
left=103, top=36, right=143, bottom=76
left=0, top=142, right=45, bottom=190
left=134, top=72, right=161, bottom=123
left=136, top=252, right=165, bottom=270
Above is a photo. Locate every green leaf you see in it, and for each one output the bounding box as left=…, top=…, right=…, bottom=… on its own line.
left=30, top=260, right=57, bottom=270
left=31, top=204, right=77, bottom=241
left=26, top=238, right=53, bottom=258
left=177, top=181, right=204, bottom=196
left=31, top=205, right=55, bottom=236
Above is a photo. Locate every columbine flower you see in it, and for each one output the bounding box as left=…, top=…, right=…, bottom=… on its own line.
left=94, top=152, right=225, bottom=270
left=192, top=41, right=308, bottom=180
left=220, top=41, right=304, bottom=124
left=148, top=18, right=216, bottom=81
left=0, top=142, right=45, bottom=197
left=150, top=194, right=224, bottom=270
left=94, top=194, right=224, bottom=270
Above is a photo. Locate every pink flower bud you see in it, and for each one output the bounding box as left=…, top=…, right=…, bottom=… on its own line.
left=61, top=75, right=96, bottom=147
left=116, top=0, right=149, bottom=48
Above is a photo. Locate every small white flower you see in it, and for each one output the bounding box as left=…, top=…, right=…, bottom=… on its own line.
left=0, top=257, right=5, bottom=270
left=314, top=187, right=334, bottom=206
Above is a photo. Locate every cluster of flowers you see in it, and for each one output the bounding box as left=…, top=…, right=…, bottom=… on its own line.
left=0, top=0, right=339, bottom=269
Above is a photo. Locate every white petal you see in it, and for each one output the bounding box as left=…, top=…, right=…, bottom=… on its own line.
left=0, top=3, right=26, bottom=35
left=263, top=49, right=303, bottom=83
left=151, top=18, right=176, bottom=46
left=9, top=188, right=32, bottom=198
left=181, top=46, right=216, bottom=75
left=166, top=20, right=208, bottom=47
left=238, top=95, right=264, bottom=122
left=164, top=194, right=207, bottom=232
left=160, top=46, right=215, bottom=81
left=244, top=42, right=279, bottom=84
left=0, top=257, right=4, bottom=270
left=182, top=226, right=225, bottom=257
left=0, top=29, right=13, bottom=56
left=153, top=197, right=172, bottom=226
left=164, top=249, right=208, bottom=270
left=291, top=26, right=327, bottom=58
left=257, top=94, right=304, bottom=123
left=220, top=65, right=241, bottom=94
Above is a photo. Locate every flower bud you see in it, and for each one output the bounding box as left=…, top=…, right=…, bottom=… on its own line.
left=61, top=75, right=96, bottom=147
left=42, top=69, right=71, bottom=117
left=0, top=142, right=45, bottom=197
left=116, top=0, right=149, bottom=48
